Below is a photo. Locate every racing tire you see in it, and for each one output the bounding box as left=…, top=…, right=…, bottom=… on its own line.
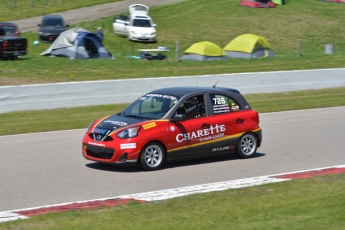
left=235, top=133, right=258, bottom=159
left=140, top=142, right=165, bottom=171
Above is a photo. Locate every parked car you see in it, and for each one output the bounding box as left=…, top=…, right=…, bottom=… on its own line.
left=113, top=4, right=157, bottom=42
left=82, top=86, right=262, bottom=170
left=0, top=22, right=21, bottom=36
left=38, top=14, right=69, bottom=42
left=0, top=26, right=27, bottom=60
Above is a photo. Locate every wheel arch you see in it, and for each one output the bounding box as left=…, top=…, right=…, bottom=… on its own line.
left=139, top=140, right=168, bottom=162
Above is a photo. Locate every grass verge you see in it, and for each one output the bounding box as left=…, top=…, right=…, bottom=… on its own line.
left=1, top=173, right=345, bottom=229
left=1, top=86, right=344, bottom=136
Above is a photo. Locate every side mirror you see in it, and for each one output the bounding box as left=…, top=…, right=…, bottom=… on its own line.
left=38, top=23, right=41, bottom=26
left=153, top=24, right=157, bottom=27
left=66, top=24, right=70, bottom=27
left=172, top=114, right=186, bottom=122
left=125, top=22, right=129, bottom=26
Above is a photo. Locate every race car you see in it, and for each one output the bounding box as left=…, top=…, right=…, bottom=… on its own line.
left=82, top=86, right=262, bottom=170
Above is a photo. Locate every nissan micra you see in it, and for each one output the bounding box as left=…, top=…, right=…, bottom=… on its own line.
left=82, top=86, right=262, bottom=170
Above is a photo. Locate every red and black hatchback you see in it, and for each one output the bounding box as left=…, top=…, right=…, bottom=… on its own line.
left=82, top=87, right=262, bottom=170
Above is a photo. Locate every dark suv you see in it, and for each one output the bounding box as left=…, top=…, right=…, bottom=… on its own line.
left=0, top=22, right=21, bottom=36
left=38, top=15, right=69, bottom=42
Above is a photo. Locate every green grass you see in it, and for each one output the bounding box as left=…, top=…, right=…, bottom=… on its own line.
left=0, top=0, right=120, bottom=21
left=1, top=0, right=345, bottom=85
left=1, top=87, right=344, bottom=136
left=1, top=173, right=345, bottom=229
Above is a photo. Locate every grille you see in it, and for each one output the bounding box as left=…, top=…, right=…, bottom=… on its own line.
left=85, top=144, right=115, bottom=160
left=89, top=133, right=113, bottom=141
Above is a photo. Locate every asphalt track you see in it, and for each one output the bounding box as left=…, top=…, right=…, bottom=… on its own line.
left=1, top=106, right=345, bottom=212
left=1, top=68, right=345, bottom=113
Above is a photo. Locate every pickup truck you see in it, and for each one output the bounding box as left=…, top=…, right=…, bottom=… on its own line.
left=113, top=4, right=157, bottom=42
left=0, top=27, right=27, bottom=60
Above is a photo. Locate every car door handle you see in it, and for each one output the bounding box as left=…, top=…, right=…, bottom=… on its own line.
left=236, top=118, right=244, bottom=124
left=202, top=123, right=211, bottom=129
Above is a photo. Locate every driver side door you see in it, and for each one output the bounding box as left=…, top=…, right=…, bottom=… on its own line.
left=166, top=94, right=214, bottom=160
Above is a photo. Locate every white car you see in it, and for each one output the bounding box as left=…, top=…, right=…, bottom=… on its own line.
left=113, top=4, right=157, bottom=42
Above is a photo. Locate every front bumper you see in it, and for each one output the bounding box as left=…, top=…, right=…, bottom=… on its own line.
left=39, top=34, right=59, bottom=42
left=82, top=133, right=142, bottom=164
left=129, top=34, right=156, bottom=42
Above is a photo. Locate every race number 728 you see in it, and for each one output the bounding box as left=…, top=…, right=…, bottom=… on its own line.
left=213, top=97, right=226, bottom=105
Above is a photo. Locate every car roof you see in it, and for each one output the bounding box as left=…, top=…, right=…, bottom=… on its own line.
left=148, top=86, right=241, bottom=97
left=0, top=22, right=17, bottom=26
left=42, top=14, right=64, bottom=19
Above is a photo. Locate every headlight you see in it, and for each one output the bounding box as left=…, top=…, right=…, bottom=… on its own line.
left=131, top=31, right=136, bottom=34
left=151, top=32, right=156, bottom=35
left=117, top=126, right=141, bottom=139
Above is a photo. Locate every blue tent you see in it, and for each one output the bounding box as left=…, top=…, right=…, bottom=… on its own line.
left=41, top=27, right=114, bottom=59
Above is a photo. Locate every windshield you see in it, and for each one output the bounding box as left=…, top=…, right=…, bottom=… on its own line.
left=122, top=93, right=179, bottom=120
left=132, top=19, right=152, bottom=27
left=42, top=19, right=65, bottom=27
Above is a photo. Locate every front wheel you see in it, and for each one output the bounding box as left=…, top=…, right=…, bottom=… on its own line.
left=140, top=142, right=165, bottom=171
left=235, top=133, right=257, bottom=159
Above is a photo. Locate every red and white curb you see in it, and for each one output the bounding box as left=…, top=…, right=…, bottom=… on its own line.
left=1, top=165, right=345, bottom=223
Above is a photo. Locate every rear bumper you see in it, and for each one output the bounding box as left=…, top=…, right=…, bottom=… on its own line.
left=254, top=129, right=262, bottom=147
left=1, top=50, right=27, bottom=57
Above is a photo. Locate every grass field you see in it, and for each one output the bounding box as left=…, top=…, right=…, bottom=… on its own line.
left=1, top=0, right=120, bottom=21
left=1, top=0, right=345, bottom=85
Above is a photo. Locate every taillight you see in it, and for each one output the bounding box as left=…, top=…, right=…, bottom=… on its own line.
left=2, top=41, right=8, bottom=50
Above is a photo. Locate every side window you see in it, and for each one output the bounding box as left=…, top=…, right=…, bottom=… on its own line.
left=176, top=94, right=205, bottom=120
left=209, top=94, right=241, bottom=114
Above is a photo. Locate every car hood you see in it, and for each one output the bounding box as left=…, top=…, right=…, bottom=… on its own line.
left=128, top=26, right=156, bottom=34
left=39, top=27, right=66, bottom=34
left=91, top=114, right=146, bottom=134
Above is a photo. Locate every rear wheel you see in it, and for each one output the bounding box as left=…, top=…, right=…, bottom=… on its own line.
left=235, top=133, right=257, bottom=159
left=140, top=142, right=165, bottom=171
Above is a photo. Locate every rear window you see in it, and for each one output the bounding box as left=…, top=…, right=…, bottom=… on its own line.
left=0, top=26, right=17, bottom=35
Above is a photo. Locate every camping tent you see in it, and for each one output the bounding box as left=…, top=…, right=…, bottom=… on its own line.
left=223, top=34, right=275, bottom=58
left=180, top=41, right=229, bottom=61
left=41, top=27, right=114, bottom=59
left=239, top=0, right=276, bottom=8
